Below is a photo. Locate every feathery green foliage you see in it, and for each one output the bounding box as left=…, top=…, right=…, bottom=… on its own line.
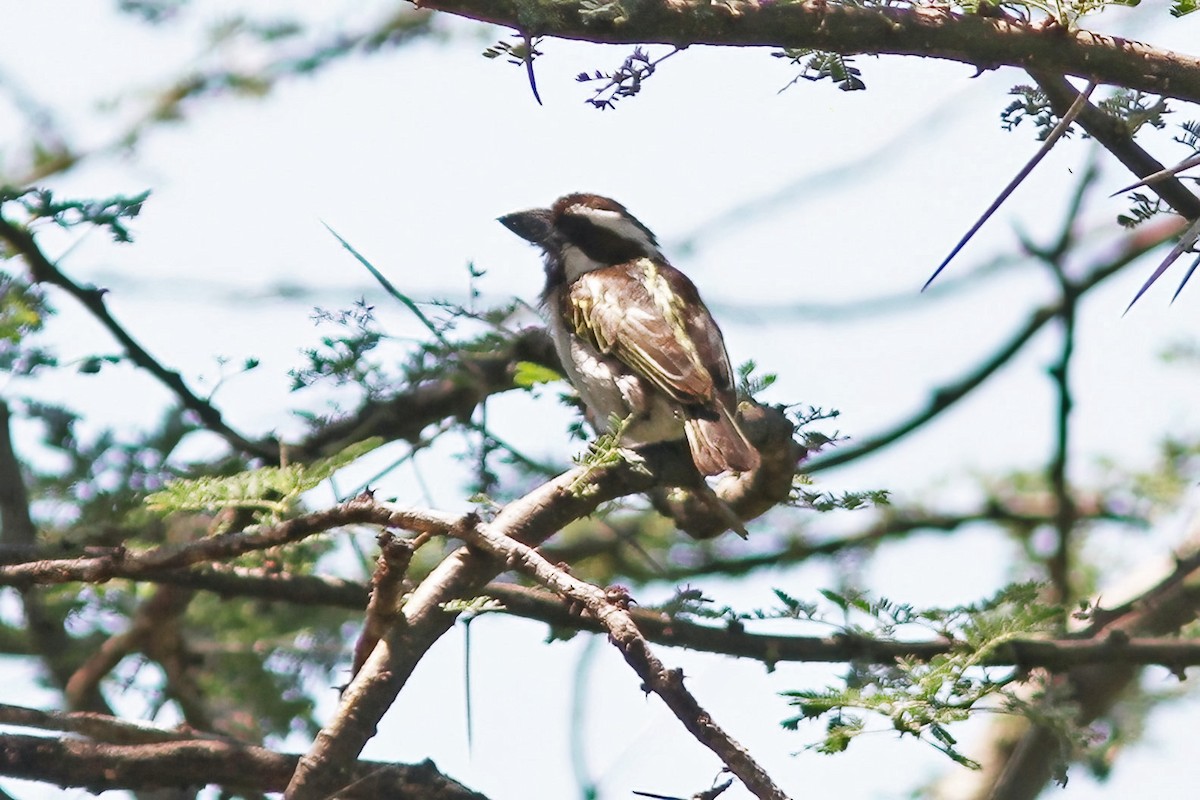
left=1, top=186, right=149, bottom=243
left=569, top=413, right=649, bottom=496
left=791, top=481, right=891, bottom=512
left=1097, top=89, right=1169, bottom=134
left=782, top=584, right=1068, bottom=768
left=1116, top=192, right=1163, bottom=228
left=774, top=49, right=865, bottom=93
left=0, top=276, right=46, bottom=343
left=513, top=360, right=563, bottom=388
left=442, top=596, right=507, bottom=615
left=737, top=359, right=777, bottom=398
left=146, top=438, right=382, bottom=520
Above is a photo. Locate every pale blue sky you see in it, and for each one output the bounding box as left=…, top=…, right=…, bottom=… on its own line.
left=1, top=3, right=1199, bottom=799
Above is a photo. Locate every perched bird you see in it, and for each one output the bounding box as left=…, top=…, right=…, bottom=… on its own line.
left=500, top=193, right=759, bottom=476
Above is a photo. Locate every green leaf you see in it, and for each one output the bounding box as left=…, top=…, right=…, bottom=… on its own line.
left=0, top=277, right=47, bottom=342
left=820, top=716, right=865, bottom=753
left=77, top=355, right=121, bottom=374
left=513, top=360, right=561, bottom=388
left=780, top=582, right=1067, bottom=770
left=6, top=188, right=150, bottom=242
left=441, top=596, right=506, bottom=614
left=146, top=438, right=382, bottom=518
left=772, top=587, right=816, bottom=618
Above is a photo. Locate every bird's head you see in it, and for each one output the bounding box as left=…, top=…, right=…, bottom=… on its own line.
left=500, top=193, right=663, bottom=285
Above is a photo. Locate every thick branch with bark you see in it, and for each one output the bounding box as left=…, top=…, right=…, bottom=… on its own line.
left=5, top=556, right=1198, bottom=671
left=284, top=455, right=682, bottom=800
left=0, top=730, right=486, bottom=800
left=972, top=542, right=1200, bottom=800
left=0, top=498, right=458, bottom=588
left=482, top=584, right=1200, bottom=670
left=1031, top=70, right=1200, bottom=222
left=1, top=466, right=1196, bottom=798
left=287, top=432, right=800, bottom=798
left=414, top=0, right=1200, bottom=104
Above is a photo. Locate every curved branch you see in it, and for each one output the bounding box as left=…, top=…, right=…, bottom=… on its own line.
left=806, top=214, right=1184, bottom=472
left=414, top=0, right=1200, bottom=105
left=0, top=497, right=460, bottom=587
left=0, top=218, right=276, bottom=460
left=7, top=554, right=1196, bottom=673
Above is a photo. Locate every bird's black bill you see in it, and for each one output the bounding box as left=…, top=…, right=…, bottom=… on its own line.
left=498, top=208, right=553, bottom=244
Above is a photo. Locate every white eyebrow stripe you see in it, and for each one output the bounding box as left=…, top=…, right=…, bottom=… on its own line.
left=566, top=204, right=659, bottom=254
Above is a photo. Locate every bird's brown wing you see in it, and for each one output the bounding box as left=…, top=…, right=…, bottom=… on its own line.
left=568, top=259, right=734, bottom=406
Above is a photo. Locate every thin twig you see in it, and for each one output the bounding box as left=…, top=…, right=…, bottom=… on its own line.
left=322, top=222, right=455, bottom=351
left=806, top=215, right=1180, bottom=473
left=1046, top=275, right=1077, bottom=611
left=0, top=218, right=276, bottom=460
left=522, top=31, right=543, bottom=105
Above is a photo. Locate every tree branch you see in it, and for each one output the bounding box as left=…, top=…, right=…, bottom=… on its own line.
left=63, top=585, right=195, bottom=717
left=0, top=402, right=110, bottom=712
left=0, top=496, right=460, bottom=588
left=10, top=541, right=1193, bottom=673
left=806, top=214, right=1184, bottom=472
left=976, top=542, right=1200, bottom=800
left=481, top=583, right=1200, bottom=670
left=456, top=530, right=790, bottom=800
left=0, top=218, right=276, bottom=460
left=414, top=0, right=1200, bottom=105
left=349, top=531, right=419, bottom=679
left=1031, top=70, right=1200, bottom=222
left=0, top=731, right=487, bottom=800
left=291, top=326, right=558, bottom=460
left=0, top=703, right=227, bottom=745
left=285, top=451, right=703, bottom=800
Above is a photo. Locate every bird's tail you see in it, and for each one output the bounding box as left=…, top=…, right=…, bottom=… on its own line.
left=684, top=406, right=759, bottom=476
